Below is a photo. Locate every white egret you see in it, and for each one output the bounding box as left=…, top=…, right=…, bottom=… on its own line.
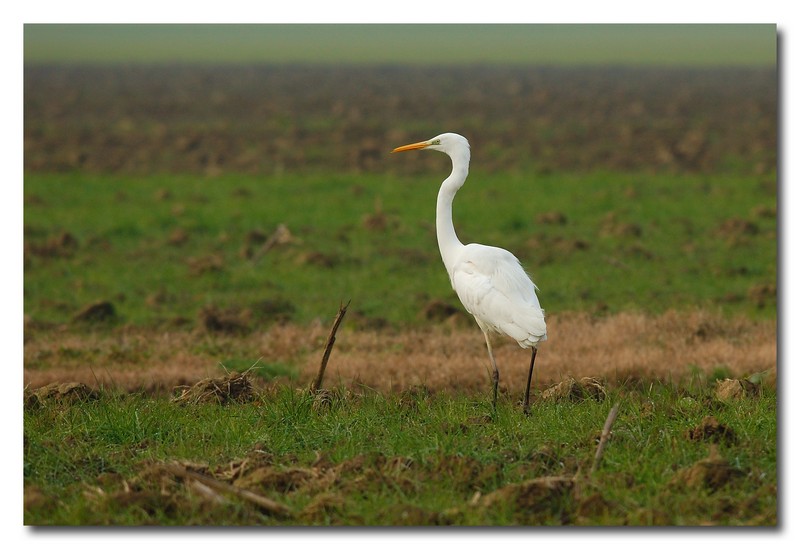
left=392, top=133, right=547, bottom=413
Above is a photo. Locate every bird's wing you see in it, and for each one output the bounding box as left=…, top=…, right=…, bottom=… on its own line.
left=451, top=244, right=547, bottom=346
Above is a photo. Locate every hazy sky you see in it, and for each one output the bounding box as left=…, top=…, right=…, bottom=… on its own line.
left=24, top=24, right=776, bottom=66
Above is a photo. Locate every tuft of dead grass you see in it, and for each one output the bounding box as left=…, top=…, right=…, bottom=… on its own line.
left=172, top=372, right=254, bottom=405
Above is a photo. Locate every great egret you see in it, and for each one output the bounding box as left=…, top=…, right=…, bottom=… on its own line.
left=392, top=133, right=547, bottom=413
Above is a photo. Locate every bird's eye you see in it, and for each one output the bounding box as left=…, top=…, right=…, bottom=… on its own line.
left=431, top=139, right=441, bottom=145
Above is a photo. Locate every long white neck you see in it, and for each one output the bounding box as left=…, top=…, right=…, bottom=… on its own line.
left=436, top=149, right=470, bottom=271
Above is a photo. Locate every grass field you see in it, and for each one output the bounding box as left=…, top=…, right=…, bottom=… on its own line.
left=22, top=167, right=778, bottom=526
left=23, top=61, right=777, bottom=526
left=23, top=169, right=776, bottom=329
left=24, top=379, right=776, bottom=526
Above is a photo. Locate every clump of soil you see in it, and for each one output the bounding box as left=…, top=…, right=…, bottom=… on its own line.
left=167, top=228, right=189, bottom=246
left=186, top=254, right=224, bottom=275
left=25, top=381, right=99, bottom=408
left=361, top=200, right=393, bottom=233
left=575, top=493, right=617, bottom=520
left=420, top=299, right=471, bottom=327
left=27, top=231, right=80, bottom=258
left=252, top=298, right=296, bottom=324
left=421, top=299, right=460, bottom=321
left=311, top=388, right=337, bottom=413
left=687, top=416, right=737, bottom=445
left=72, top=300, right=116, bottom=324
left=432, top=454, right=501, bottom=492
left=717, top=218, right=760, bottom=238
left=748, top=283, right=776, bottom=308
left=398, top=384, right=432, bottom=412
left=715, top=378, right=759, bottom=401
left=536, top=211, right=568, bottom=225
left=172, top=372, right=254, bottom=405
left=669, top=446, right=745, bottom=491
left=234, top=466, right=319, bottom=494
left=540, top=377, right=607, bottom=403
left=478, top=476, right=575, bottom=516
left=199, top=306, right=251, bottom=334
left=293, top=251, right=331, bottom=268
left=599, top=212, right=642, bottom=238
left=300, top=493, right=348, bottom=523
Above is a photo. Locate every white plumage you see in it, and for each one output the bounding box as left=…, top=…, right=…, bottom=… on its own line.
left=392, top=132, right=546, bottom=412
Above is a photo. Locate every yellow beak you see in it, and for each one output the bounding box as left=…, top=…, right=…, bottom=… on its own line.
left=391, top=140, right=431, bottom=153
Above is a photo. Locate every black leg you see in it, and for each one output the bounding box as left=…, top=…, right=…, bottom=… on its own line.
left=523, top=347, right=537, bottom=415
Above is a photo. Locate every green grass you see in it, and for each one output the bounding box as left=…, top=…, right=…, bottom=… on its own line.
left=24, top=377, right=777, bottom=525
left=24, top=169, right=776, bottom=329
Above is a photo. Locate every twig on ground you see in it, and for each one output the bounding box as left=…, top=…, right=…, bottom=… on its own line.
left=591, top=403, right=620, bottom=475
left=164, top=463, right=293, bottom=518
left=311, top=301, right=350, bottom=393
left=252, top=223, right=293, bottom=263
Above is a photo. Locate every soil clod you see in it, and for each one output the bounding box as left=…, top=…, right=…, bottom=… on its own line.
left=26, top=381, right=99, bottom=408
left=72, top=300, right=116, bottom=324
left=669, top=446, right=745, bottom=492
left=715, top=378, right=759, bottom=401
left=688, top=416, right=738, bottom=445
left=540, top=377, right=607, bottom=402
left=479, top=476, right=575, bottom=515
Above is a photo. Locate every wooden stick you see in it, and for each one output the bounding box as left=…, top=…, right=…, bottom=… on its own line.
left=591, top=403, right=620, bottom=474
left=164, top=463, right=293, bottom=518
left=310, top=300, right=350, bottom=393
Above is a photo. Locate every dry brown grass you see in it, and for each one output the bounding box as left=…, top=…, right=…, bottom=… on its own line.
left=23, top=309, right=775, bottom=395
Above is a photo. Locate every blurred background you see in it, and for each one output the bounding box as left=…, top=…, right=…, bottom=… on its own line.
left=23, top=24, right=778, bottom=328
left=24, top=24, right=776, bottom=177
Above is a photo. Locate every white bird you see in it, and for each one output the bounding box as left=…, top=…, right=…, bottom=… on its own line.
left=392, top=132, right=546, bottom=413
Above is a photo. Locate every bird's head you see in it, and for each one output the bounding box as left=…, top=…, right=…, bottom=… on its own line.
left=392, top=133, right=470, bottom=160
